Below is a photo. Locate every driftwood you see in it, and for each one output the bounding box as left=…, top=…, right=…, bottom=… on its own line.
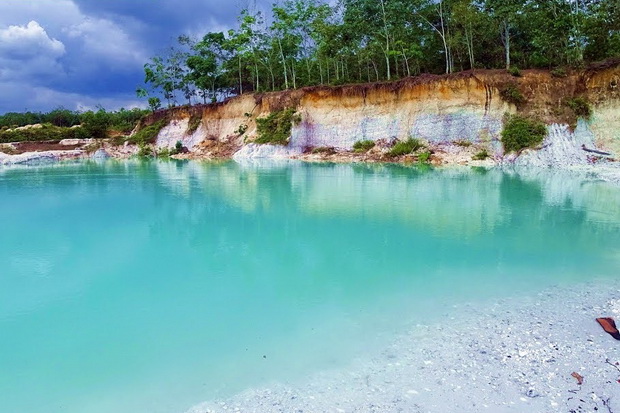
left=582, top=144, right=612, bottom=156
left=596, top=317, right=620, bottom=340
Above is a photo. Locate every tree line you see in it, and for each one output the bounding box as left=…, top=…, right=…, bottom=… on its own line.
left=0, top=107, right=149, bottom=134
left=137, top=0, right=619, bottom=109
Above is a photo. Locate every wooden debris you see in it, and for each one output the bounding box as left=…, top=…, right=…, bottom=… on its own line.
left=596, top=317, right=620, bottom=340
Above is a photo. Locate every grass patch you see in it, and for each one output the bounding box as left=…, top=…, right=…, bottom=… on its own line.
left=255, top=108, right=299, bottom=145
left=353, top=140, right=375, bottom=153
left=566, top=97, right=592, bottom=119
left=502, top=114, right=547, bottom=153
left=417, top=151, right=431, bottom=164
left=508, top=66, right=522, bottom=77
left=499, top=84, right=526, bottom=106
left=157, top=141, right=184, bottom=158
left=473, top=149, right=490, bottom=160
left=388, top=138, right=423, bottom=157
left=128, top=119, right=168, bottom=145
left=187, top=114, right=202, bottom=134
left=137, top=143, right=155, bottom=158
left=551, top=67, right=568, bottom=78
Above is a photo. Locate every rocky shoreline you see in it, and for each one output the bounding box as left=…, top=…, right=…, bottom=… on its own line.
left=189, top=280, right=620, bottom=413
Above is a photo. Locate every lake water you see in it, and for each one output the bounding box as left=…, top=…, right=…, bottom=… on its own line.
left=1, top=160, right=619, bottom=413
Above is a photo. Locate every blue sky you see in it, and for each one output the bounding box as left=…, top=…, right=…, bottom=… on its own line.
left=0, top=0, right=258, bottom=114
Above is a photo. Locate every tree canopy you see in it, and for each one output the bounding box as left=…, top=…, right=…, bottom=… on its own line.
left=138, top=0, right=620, bottom=106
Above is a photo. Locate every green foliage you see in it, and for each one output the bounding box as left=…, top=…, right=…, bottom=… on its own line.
left=388, top=138, right=424, bottom=157
left=551, top=68, right=568, bottom=78
left=175, top=140, right=184, bottom=153
left=502, top=115, right=547, bottom=153
left=353, top=139, right=375, bottom=153
left=473, top=149, right=490, bottom=160
left=134, top=0, right=620, bottom=105
left=508, top=66, right=522, bottom=77
left=499, top=84, right=526, bottom=106
left=0, top=107, right=147, bottom=145
left=128, top=119, right=168, bottom=145
left=0, top=123, right=90, bottom=144
left=0, top=107, right=148, bottom=133
left=566, top=97, right=592, bottom=119
left=417, top=151, right=431, bottom=164
left=156, top=141, right=184, bottom=158
left=157, top=147, right=172, bottom=158
left=235, top=124, right=248, bottom=135
left=187, top=114, right=202, bottom=134
left=137, top=144, right=155, bottom=158
left=148, top=97, right=162, bottom=112
left=255, top=108, right=298, bottom=145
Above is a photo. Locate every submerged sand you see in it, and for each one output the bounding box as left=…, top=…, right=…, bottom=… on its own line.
left=189, top=280, right=620, bottom=413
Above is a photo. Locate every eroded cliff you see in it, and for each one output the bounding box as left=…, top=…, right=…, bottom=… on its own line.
left=140, top=61, right=620, bottom=166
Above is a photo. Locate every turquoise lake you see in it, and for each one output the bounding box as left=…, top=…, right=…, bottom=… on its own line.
left=1, top=160, right=619, bottom=413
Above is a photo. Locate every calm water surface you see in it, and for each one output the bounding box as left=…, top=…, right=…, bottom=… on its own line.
left=1, top=160, right=619, bottom=413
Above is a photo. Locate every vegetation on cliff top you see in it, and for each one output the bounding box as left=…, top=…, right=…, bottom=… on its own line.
left=138, top=0, right=620, bottom=106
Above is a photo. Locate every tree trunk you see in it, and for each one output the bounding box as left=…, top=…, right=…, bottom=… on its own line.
left=380, top=0, right=391, bottom=80
left=278, top=38, right=289, bottom=89
left=401, top=45, right=411, bottom=77
left=501, top=21, right=511, bottom=69
left=238, top=56, right=243, bottom=95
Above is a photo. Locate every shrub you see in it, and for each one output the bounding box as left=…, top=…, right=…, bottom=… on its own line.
left=502, top=115, right=547, bottom=153
left=187, top=114, right=202, bottom=134
left=353, top=139, right=375, bottom=153
left=111, top=135, right=127, bottom=146
left=255, top=108, right=298, bottom=145
left=388, top=138, right=423, bottom=157
left=473, top=149, right=490, bottom=160
left=175, top=140, right=184, bottom=154
left=551, top=68, right=567, bottom=78
left=417, top=151, right=431, bottom=164
left=500, top=84, right=526, bottom=105
left=235, top=124, right=248, bottom=136
left=137, top=143, right=154, bottom=158
left=128, top=119, right=168, bottom=145
left=566, top=97, right=592, bottom=119
left=508, top=66, right=522, bottom=77
left=157, top=147, right=171, bottom=158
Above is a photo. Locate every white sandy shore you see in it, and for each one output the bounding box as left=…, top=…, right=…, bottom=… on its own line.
left=189, top=280, right=620, bottom=413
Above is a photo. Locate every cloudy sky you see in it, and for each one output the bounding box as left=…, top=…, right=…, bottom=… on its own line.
left=0, top=0, right=258, bottom=114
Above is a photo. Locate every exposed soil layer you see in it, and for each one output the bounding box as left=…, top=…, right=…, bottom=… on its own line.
left=13, top=141, right=82, bottom=154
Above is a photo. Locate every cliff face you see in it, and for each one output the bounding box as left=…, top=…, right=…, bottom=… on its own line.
left=146, top=62, right=620, bottom=163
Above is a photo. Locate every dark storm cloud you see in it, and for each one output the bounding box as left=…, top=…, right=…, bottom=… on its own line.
left=0, top=0, right=266, bottom=114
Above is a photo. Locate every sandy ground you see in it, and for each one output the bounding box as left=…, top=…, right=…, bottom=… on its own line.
left=189, top=280, right=620, bottom=413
